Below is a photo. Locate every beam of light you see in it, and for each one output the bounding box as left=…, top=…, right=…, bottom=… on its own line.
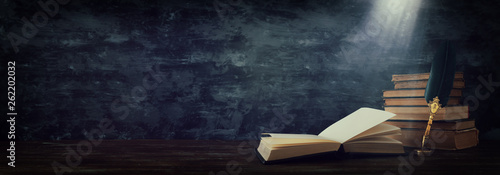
left=337, top=0, right=422, bottom=67
left=368, top=0, right=423, bottom=50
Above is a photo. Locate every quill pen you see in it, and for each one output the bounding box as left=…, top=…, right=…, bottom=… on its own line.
left=419, top=40, right=457, bottom=154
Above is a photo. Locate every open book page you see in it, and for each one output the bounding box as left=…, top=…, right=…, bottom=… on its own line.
left=264, top=133, right=325, bottom=139
left=318, top=108, right=396, bottom=143
left=262, top=133, right=337, bottom=147
left=342, top=136, right=404, bottom=154
left=344, top=136, right=402, bottom=144
left=346, top=123, right=401, bottom=142
left=258, top=138, right=342, bottom=162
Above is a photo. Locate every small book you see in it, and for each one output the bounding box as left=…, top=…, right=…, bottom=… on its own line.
left=384, top=106, right=469, bottom=121
left=391, top=72, right=464, bottom=82
left=384, top=97, right=461, bottom=106
left=382, top=89, right=462, bottom=98
left=256, top=108, right=404, bottom=164
left=394, top=80, right=465, bottom=89
left=388, top=128, right=478, bottom=150
left=383, top=120, right=475, bottom=131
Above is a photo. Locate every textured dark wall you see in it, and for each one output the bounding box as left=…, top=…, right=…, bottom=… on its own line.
left=1, top=0, right=499, bottom=141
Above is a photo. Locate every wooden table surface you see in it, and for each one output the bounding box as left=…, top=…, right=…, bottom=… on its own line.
left=1, top=139, right=499, bottom=175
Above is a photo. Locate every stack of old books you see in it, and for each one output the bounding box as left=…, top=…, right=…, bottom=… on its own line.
left=382, top=72, right=478, bottom=150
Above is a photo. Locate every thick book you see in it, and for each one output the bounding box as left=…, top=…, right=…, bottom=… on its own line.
left=383, top=120, right=475, bottom=131
left=388, top=128, right=478, bottom=150
left=384, top=106, right=469, bottom=121
left=382, top=89, right=462, bottom=98
left=384, top=97, right=461, bottom=106
left=394, top=80, right=465, bottom=89
left=392, top=72, right=464, bottom=82
left=256, top=108, right=404, bottom=164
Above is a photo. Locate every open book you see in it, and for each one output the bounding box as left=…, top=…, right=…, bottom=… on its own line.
left=256, top=108, right=404, bottom=163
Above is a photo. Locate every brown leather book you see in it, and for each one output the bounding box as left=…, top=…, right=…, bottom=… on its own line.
left=383, top=120, right=475, bottom=131
left=384, top=106, right=469, bottom=121
left=392, top=72, right=464, bottom=82
left=384, top=97, right=461, bottom=106
left=388, top=128, right=478, bottom=150
left=383, top=89, right=462, bottom=98
left=394, top=80, right=464, bottom=89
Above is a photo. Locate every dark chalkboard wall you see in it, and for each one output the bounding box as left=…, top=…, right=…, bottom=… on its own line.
left=1, top=0, right=499, bottom=141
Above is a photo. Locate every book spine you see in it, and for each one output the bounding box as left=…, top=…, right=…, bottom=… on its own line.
left=382, top=89, right=462, bottom=98
left=394, top=80, right=465, bottom=89
left=383, top=120, right=475, bottom=130
left=383, top=98, right=461, bottom=106
left=392, top=72, right=464, bottom=82
left=388, top=129, right=477, bottom=150
left=384, top=106, right=469, bottom=115
left=388, top=113, right=468, bottom=121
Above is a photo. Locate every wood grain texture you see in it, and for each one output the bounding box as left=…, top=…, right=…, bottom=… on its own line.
left=1, top=139, right=500, bottom=174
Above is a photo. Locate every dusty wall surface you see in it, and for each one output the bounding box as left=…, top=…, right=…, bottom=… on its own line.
left=1, top=0, right=499, bottom=141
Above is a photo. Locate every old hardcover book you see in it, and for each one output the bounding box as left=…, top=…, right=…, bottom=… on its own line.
left=388, top=128, right=478, bottom=150
left=384, top=106, right=468, bottom=121
left=382, top=89, right=462, bottom=98
left=256, top=108, right=404, bottom=164
left=383, top=120, right=475, bottom=131
left=384, top=97, right=461, bottom=106
left=394, top=80, right=465, bottom=89
left=391, top=72, right=464, bottom=82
